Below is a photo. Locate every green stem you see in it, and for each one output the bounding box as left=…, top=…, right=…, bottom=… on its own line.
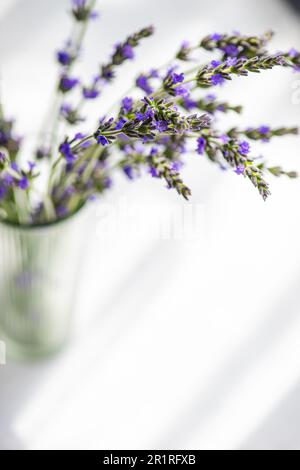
left=38, top=0, right=97, bottom=156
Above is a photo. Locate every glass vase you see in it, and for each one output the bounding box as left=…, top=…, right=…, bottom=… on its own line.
left=0, top=207, right=90, bottom=360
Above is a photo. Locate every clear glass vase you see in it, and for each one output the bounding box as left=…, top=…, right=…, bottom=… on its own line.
left=0, top=207, right=89, bottom=360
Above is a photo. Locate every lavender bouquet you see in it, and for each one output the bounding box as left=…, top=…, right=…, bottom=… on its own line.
left=1, top=0, right=300, bottom=359
left=0, top=0, right=299, bottom=226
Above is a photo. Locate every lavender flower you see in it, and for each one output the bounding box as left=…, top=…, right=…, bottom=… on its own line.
left=196, top=55, right=285, bottom=88
left=59, top=75, right=80, bottom=93
left=57, top=50, right=74, bottom=66
left=123, top=164, right=136, bottom=180
left=0, top=151, right=7, bottom=167
left=235, top=164, right=245, bottom=175
left=18, top=177, right=30, bottom=190
left=224, top=44, right=239, bottom=57
left=72, top=0, right=97, bottom=21
left=101, top=27, right=154, bottom=83
left=122, top=97, right=134, bottom=113
left=97, top=135, right=109, bottom=146
left=210, top=33, right=223, bottom=41
left=136, top=75, right=153, bottom=94
left=0, top=15, right=298, bottom=225
left=122, top=44, right=134, bottom=59
left=82, top=87, right=100, bottom=99
left=196, top=137, right=207, bottom=155
left=239, top=141, right=251, bottom=155
left=56, top=205, right=69, bottom=218
left=60, top=103, right=84, bottom=125
left=59, top=141, right=76, bottom=163
left=210, top=74, right=226, bottom=86
left=176, top=41, right=193, bottom=61
left=200, top=31, right=274, bottom=60
left=0, top=184, right=7, bottom=201
left=163, top=71, right=185, bottom=95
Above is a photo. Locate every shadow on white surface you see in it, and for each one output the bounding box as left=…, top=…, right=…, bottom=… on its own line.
left=240, top=380, right=300, bottom=450
left=0, top=360, right=57, bottom=449
left=157, top=270, right=300, bottom=449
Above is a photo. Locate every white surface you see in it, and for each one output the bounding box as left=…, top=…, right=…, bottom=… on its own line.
left=1, top=0, right=300, bottom=450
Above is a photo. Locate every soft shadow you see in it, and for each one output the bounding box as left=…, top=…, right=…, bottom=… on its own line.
left=0, top=360, right=58, bottom=449
left=240, top=380, right=300, bottom=450
left=156, top=271, right=300, bottom=448
left=0, top=241, right=181, bottom=449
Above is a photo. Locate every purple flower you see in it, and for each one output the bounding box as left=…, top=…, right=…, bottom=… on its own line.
left=135, top=108, right=154, bottom=122
left=72, top=0, right=96, bottom=21
left=171, top=161, right=184, bottom=171
left=210, top=33, right=223, bottom=41
left=219, top=134, right=230, bottom=144
left=57, top=50, right=73, bottom=66
left=183, top=96, right=198, bottom=110
left=197, top=137, right=207, bottom=155
left=83, top=87, right=99, bottom=99
left=115, top=118, right=127, bottom=130
left=59, top=142, right=76, bottom=163
left=181, top=40, right=190, bottom=48
left=258, top=125, right=270, bottom=135
left=150, top=69, right=159, bottom=78
left=97, top=135, right=109, bottom=146
left=18, top=177, right=29, bottom=190
left=239, top=141, right=251, bottom=155
left=150, top=147, right=158, bottom=156
left=289, top=48, right=299, bottom=58
left=0, top=151, right=6, bottom=164
left=135, top=112, right=145, bottom=121
left=211, top=74, right=225, bottom=86
left=136, top=75, right=153, bottom=94
left=123, top=165, right=135, bottom=180
left=102, top=68, right=114, bottom=81
left=104, top=176, right=113, bottom=189
left=235, top=164, right=245, bottom=175
left=72, top=0, right=86, bottom=6
left=74, top=132, right=87, bottom=141
left=3, top=173, right=14, bottom=186
left=11, top=162, right=19, bottom=172
left=149, top=167, right=159, bottom=178
left=28, top=161, right=36, bottom=172
left=59, top=75, right=80, bottom=93
left=90, top=10, right=100, bottom=20
left=81, top=140, right=93, bottom=149
left=122, top=97, right=133, bottom=113
left=205, top=93, right=217, bottom=101
left=60, top=103, right=72, bottom=115
left=122, top=44, right=134, bottom=60
left=0, top=184, right=7, bottom=200
left=224, top=45, right=239, bottom=57
left=156, top=120, right=169, bottom=132
left=172, top=72, right=185, bottom=84
left=211, top=60, right=222, bottom=68
left=175, top=85, right=189, bottom=97
left=226, top=57, right=238, bottom=67
left=56, top=206, right=69, bottom=218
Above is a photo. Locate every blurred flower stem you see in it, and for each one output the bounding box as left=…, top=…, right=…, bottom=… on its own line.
left=38, top=0, right=97, bottom=157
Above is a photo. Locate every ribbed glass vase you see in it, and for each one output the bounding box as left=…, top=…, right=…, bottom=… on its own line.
left=0, top=207, right=89, bottom=360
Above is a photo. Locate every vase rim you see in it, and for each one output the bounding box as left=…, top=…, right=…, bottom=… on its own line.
left=0, top=203, right=86, bottom=231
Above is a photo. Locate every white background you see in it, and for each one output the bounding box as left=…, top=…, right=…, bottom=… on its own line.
left=1, top=0, right=300, bottom=450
